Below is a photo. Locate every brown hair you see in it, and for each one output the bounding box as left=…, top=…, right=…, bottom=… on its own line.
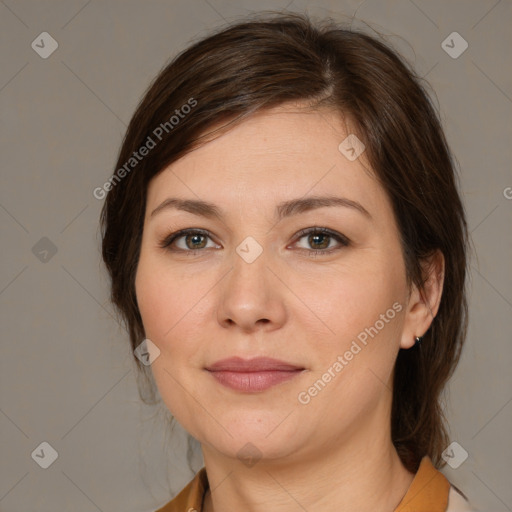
left=100, top=12, right=469, bottom=473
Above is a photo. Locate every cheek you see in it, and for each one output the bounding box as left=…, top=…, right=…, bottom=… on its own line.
left=135, top=254, right=214, bottom=392
left=135, top=259, right=208, bottom=427
left=135, top=253, right=203, bottom=342
left=298, top=276, right=403, bottom=425
left=293, top=258, right=406, bottom=346
left=292, top=258, right=406, bottom=413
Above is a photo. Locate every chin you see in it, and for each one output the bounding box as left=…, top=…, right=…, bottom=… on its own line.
left=196, top=411, right=304, bottom=463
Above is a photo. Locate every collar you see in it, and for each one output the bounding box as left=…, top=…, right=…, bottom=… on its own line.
left=155, top=467, right=208, bottom=512
left=395, top=456, right=451, bottom=511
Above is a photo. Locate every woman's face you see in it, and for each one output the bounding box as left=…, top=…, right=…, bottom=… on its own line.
left=135, top=104, right=419, bottom=465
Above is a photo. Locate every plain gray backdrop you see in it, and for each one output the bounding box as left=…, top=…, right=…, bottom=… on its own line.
left=1, top=1, right=511, bottom=511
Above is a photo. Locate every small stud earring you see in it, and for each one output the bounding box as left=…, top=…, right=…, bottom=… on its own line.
left=414, top=336, right=423, bottom=347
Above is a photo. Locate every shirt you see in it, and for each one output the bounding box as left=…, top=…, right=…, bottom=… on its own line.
left=154, top=456, right=475, bottom=512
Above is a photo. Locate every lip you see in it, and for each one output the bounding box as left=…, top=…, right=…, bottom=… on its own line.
left=205, top=357, right=305, bottom=392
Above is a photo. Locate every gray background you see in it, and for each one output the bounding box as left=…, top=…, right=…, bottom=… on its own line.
left=1, top=1, right=511, bottom=511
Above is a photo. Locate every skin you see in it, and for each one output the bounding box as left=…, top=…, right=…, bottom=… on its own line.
left=135, top=102, right=444, bottom=512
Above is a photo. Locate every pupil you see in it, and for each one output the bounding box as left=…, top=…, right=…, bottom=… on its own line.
left=309, top=233, right=329, bottom=249
left=186, top=234, right=206, bottom=249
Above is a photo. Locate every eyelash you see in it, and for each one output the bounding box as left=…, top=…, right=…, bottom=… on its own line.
left=158, top=227, right=350, bottom=257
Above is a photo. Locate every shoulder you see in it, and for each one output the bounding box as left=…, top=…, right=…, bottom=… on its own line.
left=446, top=486, right=478, bottom=512
left=154, top=468, right=208, bottom=512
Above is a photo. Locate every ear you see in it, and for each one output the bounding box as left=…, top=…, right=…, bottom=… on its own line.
left=400, top=250, right=445, bottom=349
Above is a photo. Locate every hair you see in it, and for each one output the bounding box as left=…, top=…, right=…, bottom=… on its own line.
left=100, top=12, right=469, bottom=474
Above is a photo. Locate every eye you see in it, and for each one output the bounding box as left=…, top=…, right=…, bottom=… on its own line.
left=159, top=227, right=349, bottom=256
left=159, top=229, right=220, bottom=253
left=292, top=227, right=349, bottom=255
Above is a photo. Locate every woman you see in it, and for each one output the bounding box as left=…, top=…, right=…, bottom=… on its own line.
left=100, top=12, right=473, bottom=512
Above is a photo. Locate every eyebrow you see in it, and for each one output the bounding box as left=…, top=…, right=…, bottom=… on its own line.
left=150, top=195, right=371, bottom=220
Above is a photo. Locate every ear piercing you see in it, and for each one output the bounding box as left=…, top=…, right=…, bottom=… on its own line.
left=414, top=336, right=423, bottom=347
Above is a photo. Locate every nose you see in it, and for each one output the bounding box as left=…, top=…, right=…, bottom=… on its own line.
left=216, top=248, right=287, bottom=333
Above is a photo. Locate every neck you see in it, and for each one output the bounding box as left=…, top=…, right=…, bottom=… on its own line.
left=201, top=402, right=415, bottom=512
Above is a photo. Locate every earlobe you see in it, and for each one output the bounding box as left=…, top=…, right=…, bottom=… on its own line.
left=400, top=250, right=445, bottom=350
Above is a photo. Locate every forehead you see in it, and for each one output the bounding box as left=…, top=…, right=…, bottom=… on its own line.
left=146, top=104, right=384, bottom=214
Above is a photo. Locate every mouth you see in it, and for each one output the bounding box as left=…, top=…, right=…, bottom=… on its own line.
left=205, top=357, right=305, bottom=393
